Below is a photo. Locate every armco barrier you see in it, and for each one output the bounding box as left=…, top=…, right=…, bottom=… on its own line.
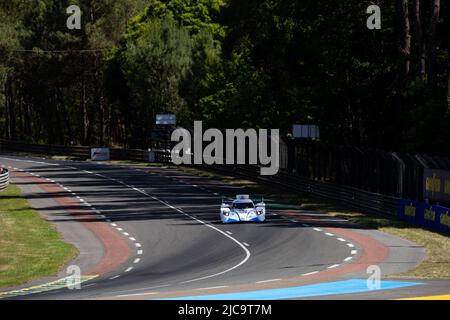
left=0, top=139, right=399, bottom=217
left=0, top=139, right=90, bottom=158
left=0, top=168, right=9, bottom=192
left=0, top=139, right=170, bottom=163
left=4, top=139, right=450, bottom=234
left=398, top=199, right=450, bottom=234
left=198, top=163, right=400, bottom=217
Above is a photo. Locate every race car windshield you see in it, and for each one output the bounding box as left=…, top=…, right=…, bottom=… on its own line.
left=233, top=202, right=254, bottom=209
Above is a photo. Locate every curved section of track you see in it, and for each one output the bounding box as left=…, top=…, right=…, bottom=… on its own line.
left=0, top=155, right=422, bottom=300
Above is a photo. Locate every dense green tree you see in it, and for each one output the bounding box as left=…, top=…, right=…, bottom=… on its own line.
left=0, top=0, right=146, bottom=145
left=122, top=16, right=193, bottom=145
left=1, top=0, right=449, bottom=156
left=0, top=10, right=20, bottom=136
left=104, top=0, right=224, bottom=147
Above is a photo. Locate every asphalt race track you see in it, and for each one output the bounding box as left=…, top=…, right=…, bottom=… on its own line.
left=1, top=154, right=449, bottom=300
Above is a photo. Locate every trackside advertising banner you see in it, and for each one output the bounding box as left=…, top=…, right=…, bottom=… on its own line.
left=398, top=199, right=450, bottom=234
left=423, top=168, right=450, bottom=203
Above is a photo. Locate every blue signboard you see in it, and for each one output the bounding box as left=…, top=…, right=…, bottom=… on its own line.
left=293, top=125, right=320, bottom=139
left=423, top=168, right=450, bottom=203
left=398, top=199, right=450, bottom=235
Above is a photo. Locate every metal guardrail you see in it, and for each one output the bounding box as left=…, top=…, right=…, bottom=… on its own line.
left=0, top=168, right=9, bottom=192
left=0, top=139, right=171, bottom=163
left=0, top=139, right=399, bottom=215
left=0, top=139, right=90, bottom=158
left=197, top=164, right=399, bottom=217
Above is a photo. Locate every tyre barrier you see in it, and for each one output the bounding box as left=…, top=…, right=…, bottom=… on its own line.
left=0, top=167, right=9, bottom=192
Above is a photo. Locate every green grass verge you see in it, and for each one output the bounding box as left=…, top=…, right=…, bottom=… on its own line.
left=0, top=185, right=78, bottom=289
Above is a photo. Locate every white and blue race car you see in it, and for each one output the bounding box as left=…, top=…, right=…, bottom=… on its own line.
left=220, top=195, right=266, bottom=224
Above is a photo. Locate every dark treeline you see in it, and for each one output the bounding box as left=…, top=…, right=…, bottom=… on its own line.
left=0, top=0, right=449, bottom=155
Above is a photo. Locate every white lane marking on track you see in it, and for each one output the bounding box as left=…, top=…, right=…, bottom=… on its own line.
left=243, top=242, right=250, bottom=247
left=113, top=179, right=252, bottom=284
left=129, top=237, right=136, bottom=241
left=5, top=158, right=250, bottom=286
left=337, top=238, right=346, bottom=242
left=302, top=271, right=319, bottom=276
left=123, top=232, right=130, bottom=236
left=325, top=232, right=334, bottom=236
left=344, top=257, right=353, bottom=262
left=226, top=231, right=233, bottom=235
left=256, top=279, right=281, bottom=284
left=346, top=243, right=355, bottom=248
left=135, top=243, right=142, bottom=248
left=125, top=267, right=133, bottom=273
left=0, top=157, right=59, bottom=166
left=196, top=286, right=229, bottom=291
left=27, top=168, right=138, bottom=261
left=110, top=284, right=171, bottom=296
left=137, top=250, right=143, bottom=255
left=133, top=258, right=141, bottom=264
left=351, top=250, right=357, bottom=255
left=109, top=275, right=120, bottom=280
left=327, top=264, right=340, bottom=269
left=115, top=292, right=159, bottom=298
left=313, top=228, right=322, bottom=232
left=111, top=223, right=117, bottom=227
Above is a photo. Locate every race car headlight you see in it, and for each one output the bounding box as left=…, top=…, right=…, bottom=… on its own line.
left=223, top=210, right=230, bottom=216
left=256, top=209, right=263, bottom=215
